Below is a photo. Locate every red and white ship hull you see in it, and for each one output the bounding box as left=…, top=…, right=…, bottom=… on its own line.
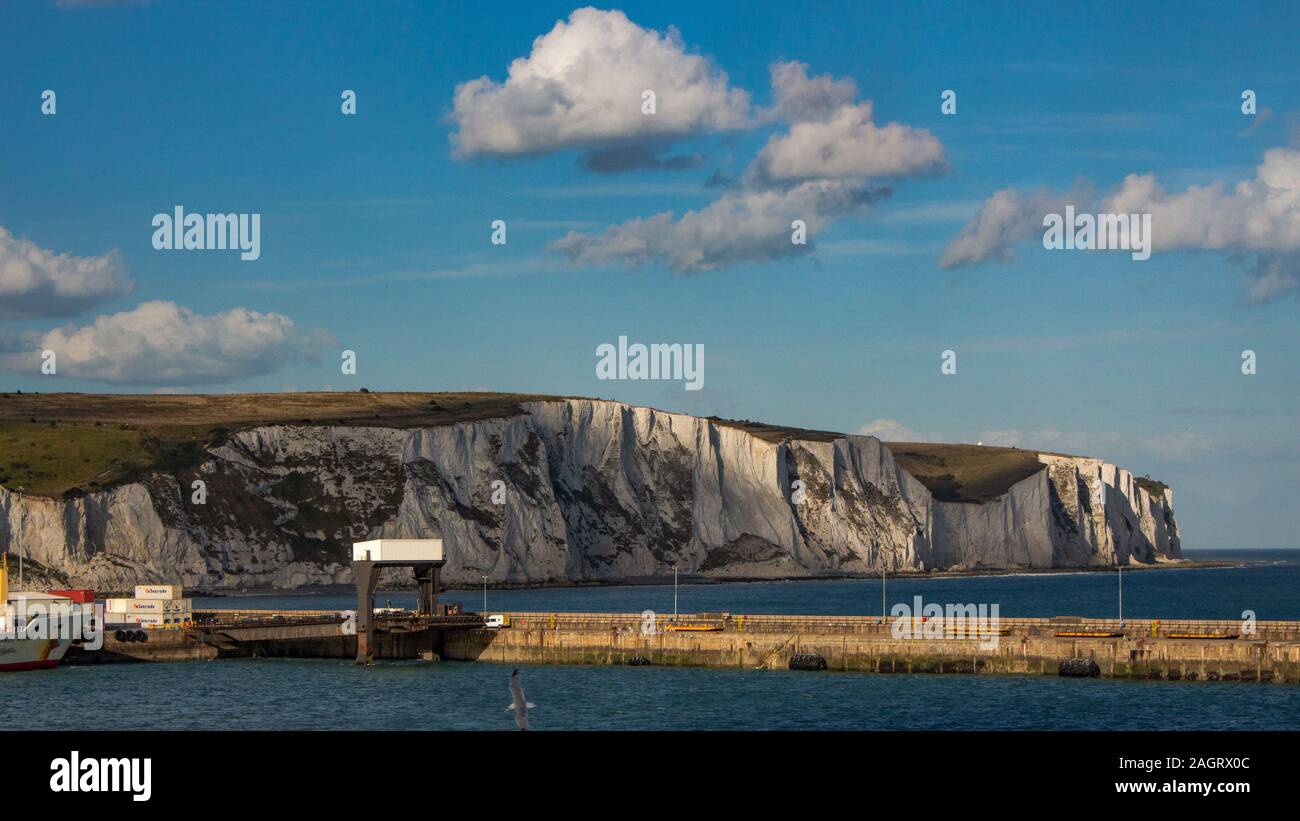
left=0, top=636, right=71, bottom=672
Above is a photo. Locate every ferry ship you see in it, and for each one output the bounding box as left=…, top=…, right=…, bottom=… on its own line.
left=0, top=556, right=78, bottom=672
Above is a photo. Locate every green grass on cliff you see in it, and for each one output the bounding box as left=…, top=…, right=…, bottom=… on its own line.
left=0, top=420, right=150, bottom=497
left=706, top=419, right=1054, bottom=502
left=1134, top=476, right=1170, bottom=497
left=0, top=391, right=564, bottom=497
left=0, top=391, right=1093, bottom=504
left=881, top=442, right=1048, bottom=503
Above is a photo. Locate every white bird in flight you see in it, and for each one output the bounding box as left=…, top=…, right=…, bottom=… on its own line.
left=507, top=669, right=536, bottom=730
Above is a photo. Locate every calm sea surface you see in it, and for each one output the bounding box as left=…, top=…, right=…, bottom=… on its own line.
left=196, top=548, right=1300, bottom=621
left=6, top=549, right=1299, bottom=730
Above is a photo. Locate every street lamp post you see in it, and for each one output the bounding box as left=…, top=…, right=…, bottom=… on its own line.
left=1118, top=564, right=1124, bottom=626
left=670, top=566, right=681, bottom=618
left=482, top=575, right=488, bottom=613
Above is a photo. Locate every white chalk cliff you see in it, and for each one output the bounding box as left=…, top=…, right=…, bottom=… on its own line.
left=0, top=399, right=1179, bottom=590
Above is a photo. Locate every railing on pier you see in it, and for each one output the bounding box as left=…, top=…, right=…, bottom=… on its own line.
left=492, top=611, right=1300, bottom=640
left=192, top=608, right=485, bottom=631
left=189, top=607, right=1300, bottom=640
left=198, top=608, right=343, bottom=619
left=193, top=609, right=346, bottom=630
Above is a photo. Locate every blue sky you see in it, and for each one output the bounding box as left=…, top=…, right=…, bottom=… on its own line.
left=2, top=0, right=1299, bottom=548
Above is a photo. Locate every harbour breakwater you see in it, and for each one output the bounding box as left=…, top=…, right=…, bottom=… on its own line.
left=443, top=613, right=1300, bottom=682
left=72, top=610, right=1300, bottom=683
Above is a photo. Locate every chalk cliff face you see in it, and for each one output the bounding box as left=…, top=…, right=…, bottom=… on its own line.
left=0, top=399, right=1180, bottom=590
left=927, top=454, right=1180, bottom=569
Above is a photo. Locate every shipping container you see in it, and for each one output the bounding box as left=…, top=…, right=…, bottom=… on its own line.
left=134, top=584, right=182, bottom=601
left=111, top=614, right=168, bottom=627
left=105, top=599, right=166, bottom=613
left=48, top=589, right=95, bottom=603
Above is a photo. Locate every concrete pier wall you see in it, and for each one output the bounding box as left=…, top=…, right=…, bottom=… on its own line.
left=67, top=631, right=219, bottom=663
left=442, top=613, right=1300, bottom=683
left=67, top=610, right=1300, bottom=682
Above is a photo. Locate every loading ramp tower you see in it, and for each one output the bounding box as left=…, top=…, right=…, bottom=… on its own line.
left=351, top=539, right=445, bottom=665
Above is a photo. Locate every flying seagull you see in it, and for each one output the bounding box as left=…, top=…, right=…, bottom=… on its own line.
left=507, top=668, right=536, bottom=730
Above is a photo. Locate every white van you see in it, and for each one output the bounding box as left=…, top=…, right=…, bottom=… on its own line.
left=484, top=614, right=508, bottom=629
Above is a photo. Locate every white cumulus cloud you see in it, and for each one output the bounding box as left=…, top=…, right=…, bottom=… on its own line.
left=766, top=60, right=858, bottom=123
left=939, top=187, right=1085, bottom=268
left=1101, top=148, right=1300, bottom=252
left=749, top=102, right=945, bottom=183
left=855, top=419, right=919, bottom=441
left=448, top=7, right=749, bottom=166
left=942, top=147, right=1300, bottom=302
left=0, top=225, right=132, bottom=318
left=749, top=64, right=946, bottom=185
left=553, top=179, right=888, bottom=273
left=1245, top=252, right=1300, bottom=304
left=4, top=301, right=327, bottom=386
left=553, top=60, right=943, bottom=273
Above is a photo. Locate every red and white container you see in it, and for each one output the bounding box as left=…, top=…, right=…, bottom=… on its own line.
left=48, top=589, right=95, bottom=603
left=105, top=599, right=166, bottom=613
left=134, top=585, right=182, bottom=601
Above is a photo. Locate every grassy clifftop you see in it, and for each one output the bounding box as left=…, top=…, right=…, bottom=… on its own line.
left=704, top=419, right=1053, bottom=502
left=0, top=391, right=561, bottom=497
left=0, top=392, right=1079, bottom=504
left=881, top=442, right=1048, bottom=503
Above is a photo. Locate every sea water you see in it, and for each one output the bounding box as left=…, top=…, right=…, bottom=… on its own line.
left=5, top=550, right=1298, bottom=730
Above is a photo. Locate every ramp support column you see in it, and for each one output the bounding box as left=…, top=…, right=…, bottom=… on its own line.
left=415, top=566, right=439, bottom=615
left=350, top=540, right=445, bottom=667
left=354, top=560, right=379, bottom=665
